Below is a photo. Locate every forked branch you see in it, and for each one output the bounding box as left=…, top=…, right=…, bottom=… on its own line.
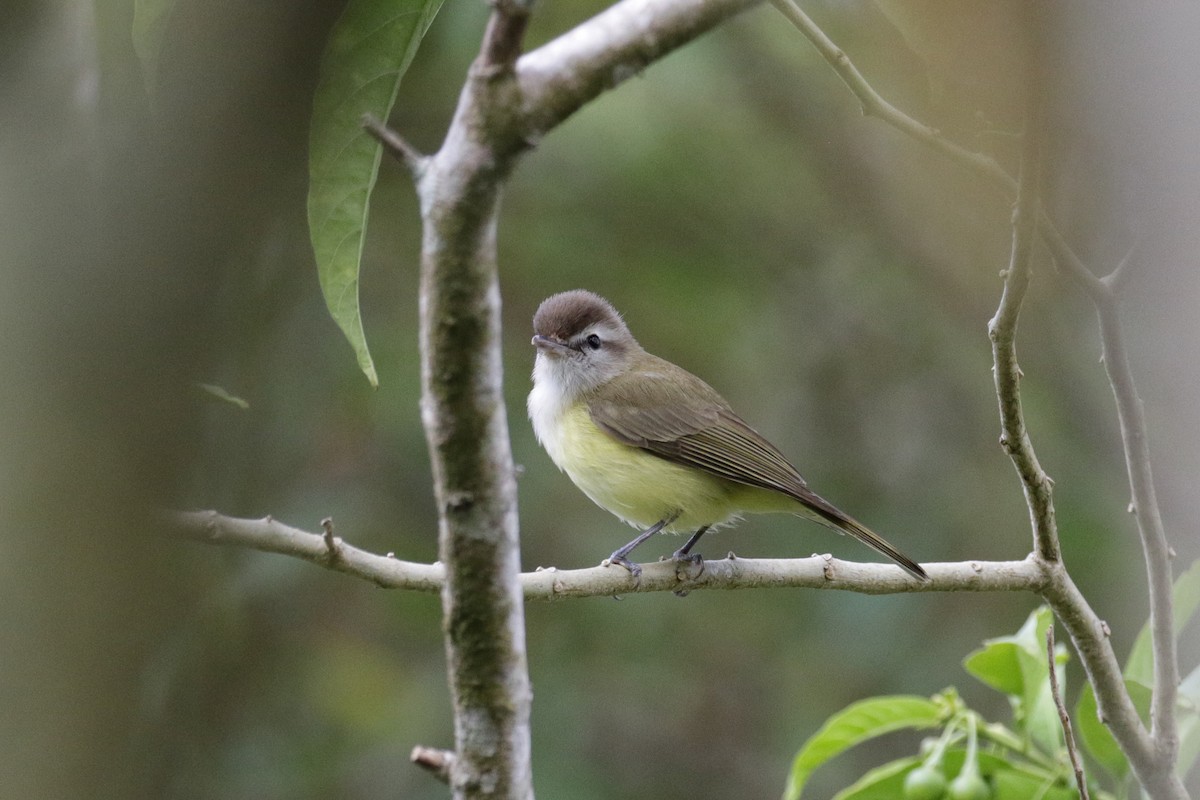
left=769, top=4, right=1184, bottom=796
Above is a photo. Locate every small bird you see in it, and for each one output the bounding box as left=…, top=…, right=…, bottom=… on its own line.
left=527, top=290, right=927, bottom=581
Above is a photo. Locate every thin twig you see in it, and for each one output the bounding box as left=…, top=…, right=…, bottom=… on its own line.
left=1047, top=625, right=1090, bottom=800
left=768, top=0, right=1108, bottom=301
left=320, top=516, right=340, bottom=563
left=411, top=746, right=455, bottom=785
left=769, top=0, right=1000, bottom=178
left=360, top=114, right=428, bottom=177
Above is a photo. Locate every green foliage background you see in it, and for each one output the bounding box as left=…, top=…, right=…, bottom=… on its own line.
left=2, top=1, right=1198, bottom=798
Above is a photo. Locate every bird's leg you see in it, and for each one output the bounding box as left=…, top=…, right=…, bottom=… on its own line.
left=671, top=526, right=709, bottom=564
left=607, top=515, right=677, bottom=577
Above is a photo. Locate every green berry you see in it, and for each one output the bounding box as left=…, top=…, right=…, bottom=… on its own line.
left=947, top=771, right=991, bottom=800
left=903, top=765, right=948, bottom=800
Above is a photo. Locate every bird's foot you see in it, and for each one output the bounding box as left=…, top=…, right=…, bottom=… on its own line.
left=668, top=549, right=704, bottom=586
left=669, top=548, right=703, bottom=566
left=605, top=553, right=642, bottom=578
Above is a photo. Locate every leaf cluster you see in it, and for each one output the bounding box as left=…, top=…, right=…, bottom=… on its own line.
left=785, top=564, right=1200, bottom=800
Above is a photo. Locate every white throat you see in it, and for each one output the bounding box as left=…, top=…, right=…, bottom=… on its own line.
left=527, top=353, right=580, bottom=469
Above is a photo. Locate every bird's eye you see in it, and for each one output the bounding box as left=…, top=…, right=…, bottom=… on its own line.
left=585, top=333, right=602, bottom=350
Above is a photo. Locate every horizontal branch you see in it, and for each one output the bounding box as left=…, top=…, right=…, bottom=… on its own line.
left=171, top=510, right=445, bottom=590
left=170, top=511, right=1046, bottom=599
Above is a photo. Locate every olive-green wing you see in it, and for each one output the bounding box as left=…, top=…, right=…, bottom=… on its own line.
left=585, top=357, right=811, bottom=498
left=587, top=357, right=928, bottom=580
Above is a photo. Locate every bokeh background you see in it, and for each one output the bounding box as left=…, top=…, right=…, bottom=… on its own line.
left=3, top=1, right=1198, bottom=798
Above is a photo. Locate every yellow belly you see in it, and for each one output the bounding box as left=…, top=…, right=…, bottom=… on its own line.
left=548, top=403, right=796, bottom=532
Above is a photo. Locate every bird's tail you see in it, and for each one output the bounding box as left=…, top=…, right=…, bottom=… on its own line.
left=798, top=492, right=928, bottom=581
left=831, top=514, right=928, bottom=581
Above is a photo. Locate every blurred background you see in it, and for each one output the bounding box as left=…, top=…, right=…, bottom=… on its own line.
left=2, top=0, right=1197, bottom=797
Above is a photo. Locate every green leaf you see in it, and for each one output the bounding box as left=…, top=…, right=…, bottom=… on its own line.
left=963, top=607, right=1063, bottom=756
left=782, top=695, right=943, bottom=800
left=1075, top=682, right=1128, bottom=780
left=1177, top=664, right=1200, bottom=779
left=829, top=750, right=1020, bottom=800
left=1074, top=679, right=1152, bottom=781
left=963, top=638, right=1024, bottom=696
left=132, top=0, right=179, bottom=97
left=307, top=0, right=445, bottom=387
left=989, top=766, right=1079, bottom=800
left=1125, top=559, right=1200, bottom=687
left=830, top=756, right=919, bottom=800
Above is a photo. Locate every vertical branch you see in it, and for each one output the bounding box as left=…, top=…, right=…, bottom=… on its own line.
left=985, top=42, right=1059, bottom=564
left=979, top=18, right=1184, bottom=799
left=415, top=4, right=533, bottom=798
left=1095, top=286, right=1180, bottom=767
left=394, top=2, right=767, bottom=795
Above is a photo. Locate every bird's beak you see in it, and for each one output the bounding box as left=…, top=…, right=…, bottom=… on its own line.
left=532, top=334, right=571, bottom=355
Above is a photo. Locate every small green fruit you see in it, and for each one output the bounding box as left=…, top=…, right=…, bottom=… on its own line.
left=903, top=765, right=948, bottom=800
left=947, top=771, right=991, bottom=800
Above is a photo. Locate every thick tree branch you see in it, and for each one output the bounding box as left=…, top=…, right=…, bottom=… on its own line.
left=400, top=2, right=783, bottom=797
left=516, top=0, right=761, bottom=138
left=411, top=4, right=535, bottom=797
left=169, top=511, right=1044, bottom=598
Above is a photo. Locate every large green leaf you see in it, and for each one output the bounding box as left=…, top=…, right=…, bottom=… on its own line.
left=829, top=756, right=918, bottom=800
left=782, top=695, right=943, bottom=800
left=1125, top=559, right=1200, bottom=687
left=308, top=0, right=445, bottom=387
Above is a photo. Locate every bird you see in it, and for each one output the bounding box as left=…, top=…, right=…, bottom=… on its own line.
left=526, top=289, right=927, bottom=581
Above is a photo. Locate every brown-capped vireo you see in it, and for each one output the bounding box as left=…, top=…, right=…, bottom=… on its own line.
left=527, top=290, right=927, bottom=581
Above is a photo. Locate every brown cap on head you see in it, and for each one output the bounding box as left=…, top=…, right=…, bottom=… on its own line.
left=532, top=290, right=627, bottom=340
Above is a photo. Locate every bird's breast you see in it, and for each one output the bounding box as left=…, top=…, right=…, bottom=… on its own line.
left=529, top=393, right=740, bottom=531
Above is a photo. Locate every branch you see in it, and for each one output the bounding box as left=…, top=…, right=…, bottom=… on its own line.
left=411, top=746, right=456, bottom=785
left=768, top=8, right=1187, bottom=797
left=768, top=0, right=1107, bottom=300
left=169, top=511, right=1045, bottom=598
left=399, top=3, right=780, bottom=796
left=517, top=0, right=761, bottom=138
left=171, top=510, right=444, bottom=589
left=413, top=7, right=532, bottom=793
left=986, top=57, right=1059, bottom=564
left=361, top=113, right=427, bottom=177
left=1047, top=625, right=1090, bottom=800
left=1096, top=290, right=1180, bottom=767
